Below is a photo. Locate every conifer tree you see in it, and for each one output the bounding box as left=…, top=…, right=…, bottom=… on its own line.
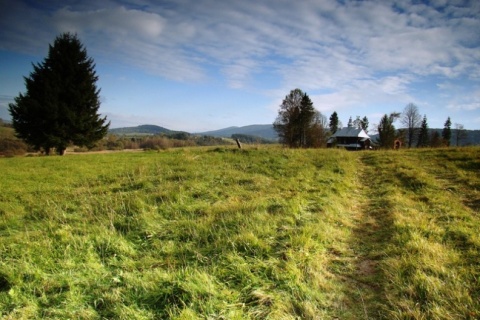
left=9, top=33, right=109, bottom=155
left=417, top=115, right=430, bottom=148
left=298, top=93, right=316, bottom=147
left=329, top=111, right=339, bottom=134
left=442, top=117, right=452, bottom=146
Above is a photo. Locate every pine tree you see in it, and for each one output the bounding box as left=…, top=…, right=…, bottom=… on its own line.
left=298, top=93, right=316, bottom=147
left=9, top=33, right=109, bottom=155
left=442, top=117, right=452, bottom=146
left=329, top=111, right=339, bottom=134
left=416, top=115, right=429, bottom=148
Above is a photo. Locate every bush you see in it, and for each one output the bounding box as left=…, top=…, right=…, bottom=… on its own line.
left=140, top=137, right=172, bottom=150
left=0, top=138, right=28, bottom=156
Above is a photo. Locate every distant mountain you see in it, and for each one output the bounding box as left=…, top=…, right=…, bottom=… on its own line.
left=108, top=124, right=278, bottom=141
left=198, top=124, right=278, bottom=141
left=109, top=124, right=178, bottom=135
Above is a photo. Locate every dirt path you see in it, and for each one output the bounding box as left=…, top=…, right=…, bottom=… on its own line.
left=332, top=153, right=394, bottom=319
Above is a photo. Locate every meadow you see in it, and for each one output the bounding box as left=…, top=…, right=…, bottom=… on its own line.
left=0, top=146, right=479, bottom=319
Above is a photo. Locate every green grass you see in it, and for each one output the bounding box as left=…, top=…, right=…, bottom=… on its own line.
left=0, top=146, right=479, bottom=319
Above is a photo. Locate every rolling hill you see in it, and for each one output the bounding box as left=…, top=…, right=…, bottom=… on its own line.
left=108, top=124, right=180, bottom=136
left=109, top=124, right=279, bottom=141
left=197, top=124, right=278, bottom=140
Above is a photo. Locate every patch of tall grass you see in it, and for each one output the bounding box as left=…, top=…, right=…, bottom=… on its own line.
left=362, top=148, right=480, bottom=319
left=1, top=146, right=479, bottom=318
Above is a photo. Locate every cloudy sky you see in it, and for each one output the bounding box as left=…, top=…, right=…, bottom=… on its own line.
left=1, top=0, right=479, bottom=131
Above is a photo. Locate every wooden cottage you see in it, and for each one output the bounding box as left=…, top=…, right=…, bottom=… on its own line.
left=327, top=127, right=371, bottom=150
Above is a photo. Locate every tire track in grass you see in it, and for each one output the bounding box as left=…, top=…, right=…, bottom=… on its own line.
left=331, top=152, right=395, bottom=319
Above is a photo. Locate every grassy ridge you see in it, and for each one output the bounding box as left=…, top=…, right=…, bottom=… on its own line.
left=0, top=147, right=479, bottom=319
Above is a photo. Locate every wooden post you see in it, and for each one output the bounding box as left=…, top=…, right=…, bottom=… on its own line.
left=235, top=138, right=242, bottom=149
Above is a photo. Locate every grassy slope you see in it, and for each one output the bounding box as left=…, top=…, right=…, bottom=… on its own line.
left=0, top=146, right=479, bottom=319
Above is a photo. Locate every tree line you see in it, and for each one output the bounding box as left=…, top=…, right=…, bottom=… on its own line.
left=0, top=119, right=236, bottom=156
left=376, top=104, right=465, bottom=148
left=274, top=89, right=467, bottom=149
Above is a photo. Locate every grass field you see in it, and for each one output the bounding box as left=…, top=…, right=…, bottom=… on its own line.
left=1, top=146, right=479, bottom=319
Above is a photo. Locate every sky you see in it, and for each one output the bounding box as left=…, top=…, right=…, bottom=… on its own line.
left=0, top=0, right=479, bottom=132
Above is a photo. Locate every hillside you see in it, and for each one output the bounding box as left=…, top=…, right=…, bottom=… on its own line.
left=1, top=147, right=479, bottom=319
left=197, top=124, right=278, bottom=140
left=109, top=123, right=279, bottom=141
left=108, top=124, right=180, bottom=136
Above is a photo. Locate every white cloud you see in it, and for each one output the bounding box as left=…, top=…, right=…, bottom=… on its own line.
left=1, top=0, right=479, bottom=129
left=53, top=6, right=166, bottom=39
left=450, top=102, right=480, bottom=111
left=3, top=0, right=478, bottom=86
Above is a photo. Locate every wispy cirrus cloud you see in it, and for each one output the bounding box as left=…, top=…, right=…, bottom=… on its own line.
left=1, top=0, right=479, bottom=129
left=2, top=0, right=478, bottom=88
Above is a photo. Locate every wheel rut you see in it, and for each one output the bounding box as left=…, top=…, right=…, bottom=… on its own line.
left=331, top=153, right=395, bottom=319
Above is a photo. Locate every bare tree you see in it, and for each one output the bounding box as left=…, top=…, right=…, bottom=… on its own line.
left=401, top=103, right=422, bottom=148
left=307, top=111, right=329, bottom=147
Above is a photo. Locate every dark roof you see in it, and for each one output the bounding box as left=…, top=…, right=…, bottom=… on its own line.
left=331, top=127, right=370, bottom=139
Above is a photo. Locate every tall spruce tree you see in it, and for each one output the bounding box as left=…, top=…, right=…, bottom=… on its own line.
left=442, top=117, right=452, bottom=146
left=9, top=33, right=109, bottom=155
left=298, top=93, right=316, bottom=147
left=417, top=115, right=429, bottom=147
left=329, top=111, right=339, bottom=134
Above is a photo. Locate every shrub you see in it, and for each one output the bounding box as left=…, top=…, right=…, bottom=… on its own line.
left=0, top=138, right=28, bottom=156
left=140, top=137, right=172, bottom=150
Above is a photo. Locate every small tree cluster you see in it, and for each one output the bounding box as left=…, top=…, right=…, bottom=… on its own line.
left=417, top=115, right=429, bottom=148
left=373, top=104, right=465, bottom=149
left=273, top=89, right=328, bottom=148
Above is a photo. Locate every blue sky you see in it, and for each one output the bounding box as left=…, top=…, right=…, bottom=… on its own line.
left=1, top=0, right=479, bottom=131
